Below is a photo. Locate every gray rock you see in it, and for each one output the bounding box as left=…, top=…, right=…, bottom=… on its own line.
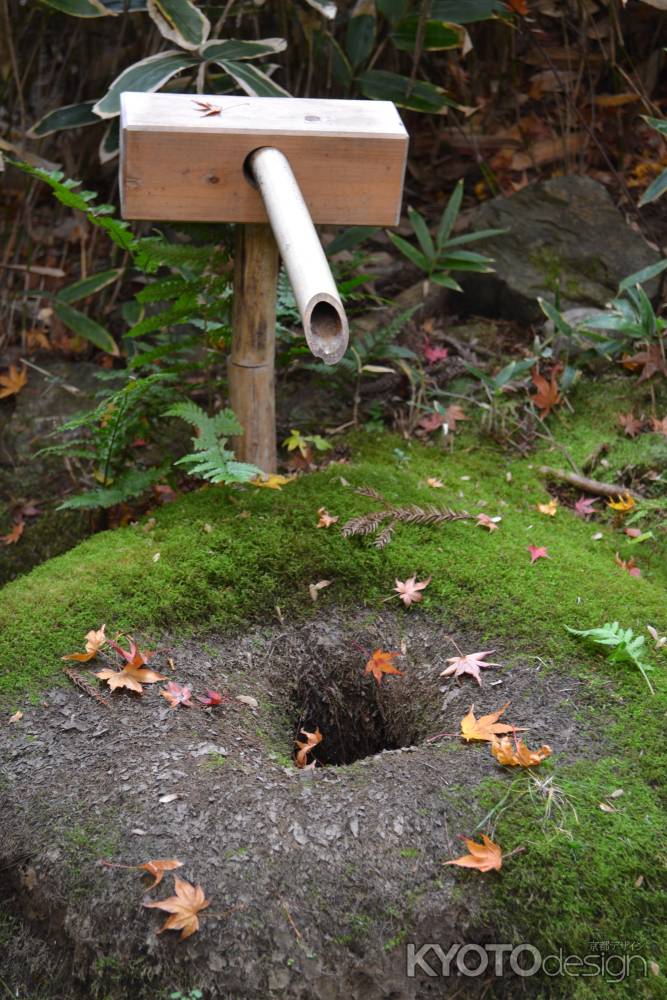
left=459, top=176, right=661, bottom=324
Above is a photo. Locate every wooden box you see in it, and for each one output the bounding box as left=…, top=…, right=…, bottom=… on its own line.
left=120, top=92, right=408, bottom=226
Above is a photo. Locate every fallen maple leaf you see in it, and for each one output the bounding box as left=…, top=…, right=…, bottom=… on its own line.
left=444, top=834, right=502, bottom=872
left=530, top=365, right=561, bottom=417
left=608, top=493, right=635, bottom=513
left=144, top=877, right=210, bottom=939
left=441, top=650, right=500, bottom=686
left=62, top=624, right=107, bottom=663
left=422, top=338, right=449, bottom=365
left=418, top=412, right=446, bottom=434
left=250, top=474, right=293, bottom=490
left=460, top=702, right=524, bottom=742
left=316, top=507, right=338, bottom=528
left=108, top=636, right=154, bottom=668
left=101, top=857, right=184, bottom=890
left=0, top=365, right=28, bottom=400
left=140, top=859, right=183, bottom=890
left=573, top=495, right=597, bottom=519
left=197, top=689, right=225, bottom=707
left=192, top=98, right=222, bottom=117
left=528, top=545, right=550, bottom=563
left=427, top=477, right=444, bottom=489
left=94, top=663, right=166, bottom=694
left=161, top=682, right=193, bottom=708
left=537, top=498, right=558, bottom=516
left=622, top=344, right=667, bottom=383
left=651, top=416, right=667, bottom=437
left=618, top=412, right=643, bottom=437
left=394, top=575, right=431, bottom=607
left=444, top=404, right=467, bottom=431
left=9, top=711, right=23, bottom=723
left=614, top=552, right=641, bottom=578
left=1, top=519, right=24, bottom=545
left=295, top=727, right=322, bottom=768
left=491, top=736, right=552, bottom=767
left=476, top=513, right=500, bottom=532
left=365, top=649, right=404, bottom=686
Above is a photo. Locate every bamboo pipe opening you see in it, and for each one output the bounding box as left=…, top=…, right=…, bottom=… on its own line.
left=245, top=146, right=349, bottom=365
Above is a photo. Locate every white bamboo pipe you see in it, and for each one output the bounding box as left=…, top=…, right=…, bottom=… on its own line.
left=247, top=146, right=349, bottom=366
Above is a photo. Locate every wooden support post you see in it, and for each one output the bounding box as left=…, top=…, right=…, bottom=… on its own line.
left=229, top=223, right=280, bottom=474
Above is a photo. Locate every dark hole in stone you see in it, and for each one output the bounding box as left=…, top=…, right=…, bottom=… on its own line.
left=291, top=652, right=427, bottom=766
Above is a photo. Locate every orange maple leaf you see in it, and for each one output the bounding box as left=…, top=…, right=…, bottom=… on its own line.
left=62, top=624, right=107, bottom=662
left=1, top=519, right=24, bottom=546
left=530, top=365, right=561, bottom=417
left=445, top=834, right=502, bottom=872
left=459, top=702, right=525, bottom=742
left=295, top=726, right=322, bottom=768
left=316, top=507, right=339, bottom=528
left=143, top=877, right=210, bottom=939
left=0, top=365, right=28, bottom=400
left=100, top=857, right=183, bottom=891
left=364, top=649, right=404, bottom=686
left=94, top=663, right=166, bottom=694
left=491, top=736, right=552, bottom=767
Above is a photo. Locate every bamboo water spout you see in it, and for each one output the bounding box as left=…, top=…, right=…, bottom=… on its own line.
left=247, top=146, right=349, bottom=366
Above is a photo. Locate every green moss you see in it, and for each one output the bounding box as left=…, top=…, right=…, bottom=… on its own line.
left=0, top=379, right=664, bottom=698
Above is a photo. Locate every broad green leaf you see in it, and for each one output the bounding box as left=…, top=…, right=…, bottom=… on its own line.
left=377, top=0, right=409, bottom=21
left=105, top=0, right=146, bottom=9
left=58, top=269, right=123, bottom=305
left=302, top=0, right=337, bottom=17
left=99, top=117, right=120, bottom=163
left=618, top=257, right=667, bottom=289
left=357, top=70, right=457, bottom=113
left=39, top=0, right=113, bottom=16
left=326, top=226, right=379, bottom=255
left=326, top=32, right=354, bottom=87
left=392, top=16, right=466, bottom=52
left=213, top=59, right=290, bottom=97
left=408, top=206, right=434, bottom=260
left=438, top=249, right=493, bottom=266
left=28, top=101, right=99, bottom=138
left=643, top=115, right=667, bottom=137
left=54, top=301, right=119, bottom=355
left=346, top=14, right=376, bottom=68
left=431, top=272, right=463, bottom=291
left=443, top=226, right=506, bottom=248
left=147, top=0, right=210, bottom=49
left=387, top=231, right=429, bottom=271
left=436, top=179, right=463, bottom=246
left=538, top=297, right=574, bottom=337
left=431, top=0, right=503, bottom=22
left=638, top=167, right=667, bottom=207
left=201, top=38, right=287, bottom=61
left=93, top=51, right=199, bottom=117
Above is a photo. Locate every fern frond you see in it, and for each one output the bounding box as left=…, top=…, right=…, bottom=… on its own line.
left=58, top=467, right=165, bottom=510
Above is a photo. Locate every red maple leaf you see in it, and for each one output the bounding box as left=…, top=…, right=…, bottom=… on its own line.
left=573, top=496, right=597, bottom=519
left=528, top=545, right=550, bottom=564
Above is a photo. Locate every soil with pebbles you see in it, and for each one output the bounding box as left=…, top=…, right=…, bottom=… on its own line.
left=0, top=608, right=599, bottom=999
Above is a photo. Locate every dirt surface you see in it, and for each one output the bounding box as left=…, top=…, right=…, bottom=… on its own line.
left=0, top=609, right=599, bottom=999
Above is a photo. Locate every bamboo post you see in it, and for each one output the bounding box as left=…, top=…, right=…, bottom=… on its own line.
left=228, top=223, right=280, bottom=474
